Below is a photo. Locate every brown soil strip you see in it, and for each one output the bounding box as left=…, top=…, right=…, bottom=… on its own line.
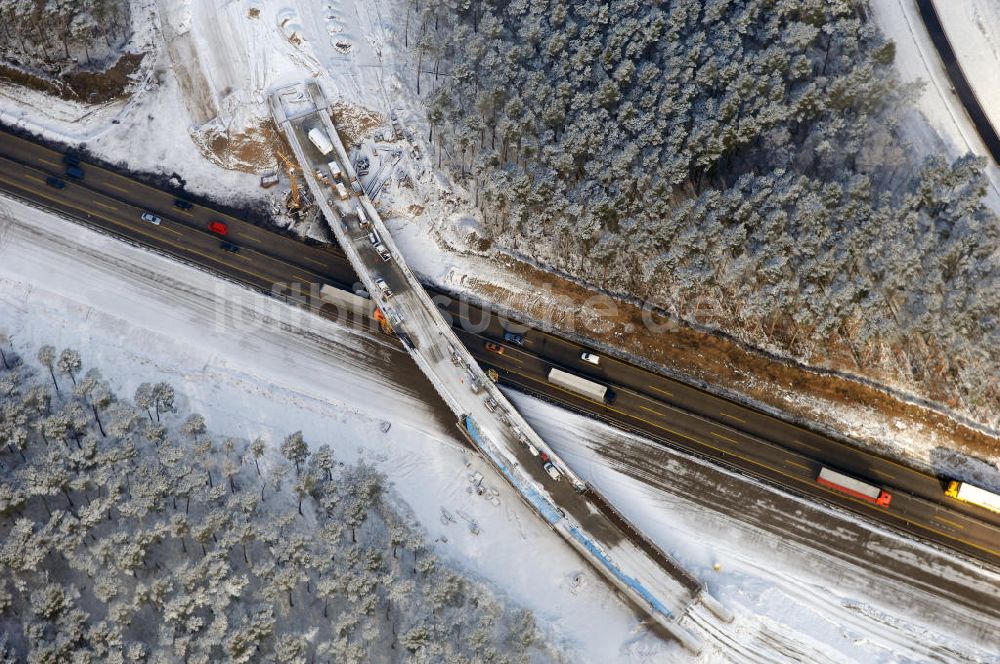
left=0, top=53, right=143, bottom=104
left=463, top=252, right=1000, bottom=468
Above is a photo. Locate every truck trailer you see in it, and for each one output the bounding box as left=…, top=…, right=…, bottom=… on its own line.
left=945, top=481, right=1000, bottom=514
left=816, top=467, right=892, bottom=507
left=307, top=127, right=334, bottom=155
left=547, top=367, right=609, bottom=403
left=318, top=285, right=370, bottom=318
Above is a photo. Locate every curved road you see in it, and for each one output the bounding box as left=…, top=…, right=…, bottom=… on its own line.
left=915, top=0, right=1000, bottom=162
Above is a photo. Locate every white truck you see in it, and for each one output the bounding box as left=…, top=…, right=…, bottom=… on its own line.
left=307, top=127, right=334, bottom=155
left=355, top=204, right=369, bottom=228
left=547, top=367, right=611, bottom=403
left=327, top=161, right=343, bottom=181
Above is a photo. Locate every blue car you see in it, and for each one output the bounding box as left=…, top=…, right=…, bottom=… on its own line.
left=45, top=176, right=66, bottom=189
left=64, top=165, right=84, bottom=180
left=503, top=331, right=525, bottom=346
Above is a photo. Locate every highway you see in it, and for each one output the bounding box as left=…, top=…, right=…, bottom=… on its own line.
left=272, top=85, right=721, bottom=651
left=1, top=126, right=999, bottom=568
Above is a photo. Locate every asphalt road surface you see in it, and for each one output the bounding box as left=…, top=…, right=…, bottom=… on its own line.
left=915, top=0, right=1000, bottom=163
left=2, top=128, right=998, bottom=566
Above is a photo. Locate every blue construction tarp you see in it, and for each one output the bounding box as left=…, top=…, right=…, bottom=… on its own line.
left=568, top=526, right=673, bottom=619
left=464, top=417, right=563, bottom=525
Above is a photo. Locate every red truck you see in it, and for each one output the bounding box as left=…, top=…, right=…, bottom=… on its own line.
left=816, top=467, right=892, bottom=507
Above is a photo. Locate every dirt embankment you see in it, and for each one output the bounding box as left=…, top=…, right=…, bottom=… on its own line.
left=462, top=252, right=1000, bottom=470
left=190, top=119, right=285, bottom=174
left=0, top=53, right=144, bottom=104
left=331, top=101, right=383, bottom=146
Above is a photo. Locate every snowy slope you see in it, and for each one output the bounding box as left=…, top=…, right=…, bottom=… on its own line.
left=3, top=196, right=999, bottom=662
left=931, top=0, right=1000, bottom=137
left=868, top=0, right=1000, bottom=207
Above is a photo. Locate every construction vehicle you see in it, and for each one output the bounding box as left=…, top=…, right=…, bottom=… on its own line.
left=307, top=127, right=334, bottom=155
left=373, top=308, right=394, bottom=335
left=276, top=152, right=301, bottom=211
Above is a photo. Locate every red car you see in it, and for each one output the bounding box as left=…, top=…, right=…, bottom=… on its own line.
left=208, top=221, right=228, bottom=235
left=484, top=342, right=505, bottom=355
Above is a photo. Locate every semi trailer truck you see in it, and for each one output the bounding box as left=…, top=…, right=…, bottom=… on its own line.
left=816, top=467, right=892, bottom=507
left=548, top=367, right=614, bottom=404
left=945, top=481, right=1000, bottom=514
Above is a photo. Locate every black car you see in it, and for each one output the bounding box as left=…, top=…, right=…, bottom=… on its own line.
left=220, top=241, right=240, bottom=253
left=45, top=176, right=66, bottom=189
left=64, top=165, right=84, bottom=180
left=174, top=198, right=193, bottom=210
left=397, top=332, right=415, bottom=349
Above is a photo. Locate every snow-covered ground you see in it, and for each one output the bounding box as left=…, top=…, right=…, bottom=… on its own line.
left=3, top=197, right=998, bottom=662
left=869, top=0, right=1000, bottom=207
left=931, top=0, right=1000, bottom=138
left=5, top=0, right=995, bottom=476
left=0, top=2, right=268, bottom=212
left=2, top=0, right=1000, bottom=654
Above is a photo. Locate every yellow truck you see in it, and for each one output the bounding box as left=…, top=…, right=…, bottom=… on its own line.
left=945, top=481, right=1000, bottom=514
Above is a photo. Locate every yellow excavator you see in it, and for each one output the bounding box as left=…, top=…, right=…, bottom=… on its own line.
left=275, top=151, right=301, bottom=211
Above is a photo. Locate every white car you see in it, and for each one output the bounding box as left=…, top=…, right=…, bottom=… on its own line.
left=580, top=352, right=600, bottom=365
left=374, top=278, right=393, bottom=298
left=140, top=212, right=161, bottom=225
left=543, top=461, right=562, bottom=481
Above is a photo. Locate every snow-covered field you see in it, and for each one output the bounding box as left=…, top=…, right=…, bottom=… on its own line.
left=3, top=197, right=998, bottom=662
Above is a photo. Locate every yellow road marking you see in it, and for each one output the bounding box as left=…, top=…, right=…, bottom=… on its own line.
left=721, top=412, right=746, bottom=424
left=4, top=143, right=1000, bottom=562
left=40, top=158, right=59, bottom=167
left=710, top=431, right=741, bottom=445
left=793, top=439, right=821, bottom=452
left=785, top=459, right=811, bottom=472
left=105, top=183, right=129, bottom=193
left=872, top=469, right=896, bottom=481
left=291, top=274, right=314, bottom=284
left=640, top=405, right=665, bottom=417
left=933, top=515, right=965, bottom=530
left=93, top=200, right=117, bottom=211
left=501, top=354, right=524, bottom=365
left=0, top=170, right=272, bottom=280
left=649, top=384, right=674, bottom=398
left=495, top=367, right=1000, bottom=559
left=304, top=256, right=326, bottom=267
